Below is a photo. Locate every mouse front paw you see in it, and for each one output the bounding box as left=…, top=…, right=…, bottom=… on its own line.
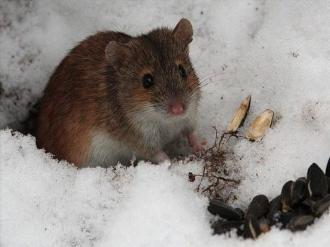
left=187, top=132, right=206, bottom=153
left=152, top=151, right=170, bottom=164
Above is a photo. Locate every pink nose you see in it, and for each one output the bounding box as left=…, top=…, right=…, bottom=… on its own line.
left=168, top=102, right=185, bottom=115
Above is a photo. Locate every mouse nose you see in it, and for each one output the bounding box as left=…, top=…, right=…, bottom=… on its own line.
left=168, top=101, right=185, bottom=116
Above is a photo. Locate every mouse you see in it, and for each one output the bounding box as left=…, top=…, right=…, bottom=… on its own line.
left=36, top=18, right=203, bottom=167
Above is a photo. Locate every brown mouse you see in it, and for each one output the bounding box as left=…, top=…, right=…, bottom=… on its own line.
left=36, top=18, right=202, bottom=167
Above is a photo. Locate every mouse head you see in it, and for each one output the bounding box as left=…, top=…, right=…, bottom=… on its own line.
left=105, top=18, right=201, bottom=121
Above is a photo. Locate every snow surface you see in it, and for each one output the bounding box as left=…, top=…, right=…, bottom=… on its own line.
left=1, top=0, right=330, bottom=246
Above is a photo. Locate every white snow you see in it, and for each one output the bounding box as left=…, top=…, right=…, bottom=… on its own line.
left=1, top=0, right=330, bottom=246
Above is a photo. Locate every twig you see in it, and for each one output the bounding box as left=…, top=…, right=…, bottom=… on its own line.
left=188, top=127, right=244, bottom=199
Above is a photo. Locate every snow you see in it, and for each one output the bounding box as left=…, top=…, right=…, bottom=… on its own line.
left=1, top=0, right=330, bottom=246
left=1, top=131, right=330, bottom=246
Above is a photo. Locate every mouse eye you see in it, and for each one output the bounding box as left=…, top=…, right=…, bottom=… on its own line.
left=142, top=73, right=154, bottom=89
left=178, top=64, right=187, bottom=79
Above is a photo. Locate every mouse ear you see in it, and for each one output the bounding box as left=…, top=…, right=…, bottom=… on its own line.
left=172, top=18, right=193, bottom=46
left=105, top=41, right=131, bottom=68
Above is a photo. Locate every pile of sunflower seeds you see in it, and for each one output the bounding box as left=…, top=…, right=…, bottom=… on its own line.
left=208, top=158, right=330, bottom=239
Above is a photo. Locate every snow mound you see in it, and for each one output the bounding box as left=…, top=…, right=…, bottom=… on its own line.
left=1, top=131, right=330, bottom=247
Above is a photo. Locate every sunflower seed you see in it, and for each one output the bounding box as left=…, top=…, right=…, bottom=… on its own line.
left=227, top=95, right=251, bottom=133
left=326, top=157, right=330, bottom=177
left=267, top=196, right=282, bottom=225
left=244, top=216, right=261, bottom=239
left=212, top=220, right=244, bottom=235
left=307, top=163, right=328, bottom=199
left=246, top=109, right=274, bottom=141
left=291, top=178, right=308, bottom=206
left=287, top=215, right=314, bottom=232
left=281, top=180, right=294, bottom=212
left=246, top=194, right=270, bottom=219
left=312, top=195, right=330, bottom=217
left=208, top=199, right=243, bottom=220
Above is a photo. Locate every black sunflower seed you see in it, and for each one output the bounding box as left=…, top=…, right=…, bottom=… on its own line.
left=243, top=216, right=261, bottom=239
left=212, top=220, right=244, bottom=235
left=278, top=211, right=299, bottom=228
left=307, top=163, right=328, bottom=199
left=291, top=178, right=308, bottom=206
left=287, top=215, right=314, bottom=232
left=311, top=195, right=330, bottom=217
left=326, top=157, right=330, bottom=177
left=208, top=199, right=243, bottom=220
left=281, top=180, right=294, bottom=212
left=246, top=195, right=270, bottom=219
left=267, top=196, right=282, bottom=225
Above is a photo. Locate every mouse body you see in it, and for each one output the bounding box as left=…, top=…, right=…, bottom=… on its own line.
left=36, top=19, right=202, bottom=167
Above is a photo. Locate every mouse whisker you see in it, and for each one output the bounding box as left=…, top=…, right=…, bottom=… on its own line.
left=187, top=81, right=213, bottom=101
left=198, top=68, right=228, bottom=80
left=186, top=89, right=201, bottom=103
left=199, top=75, right=228, bottom=87
left=188, top=82, right=212, bottom=98
left=198, top=70, right=229, bottom=84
